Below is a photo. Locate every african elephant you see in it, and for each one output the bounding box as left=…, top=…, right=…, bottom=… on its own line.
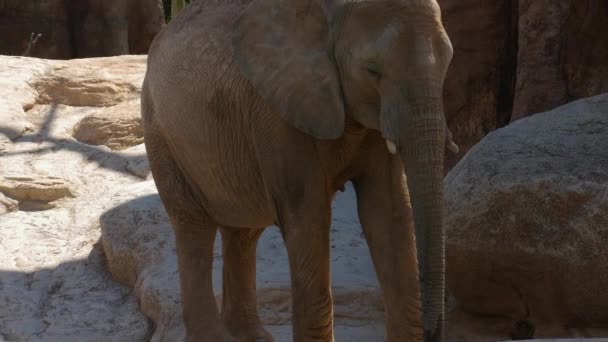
left=141, top=0, right=455, bottom=341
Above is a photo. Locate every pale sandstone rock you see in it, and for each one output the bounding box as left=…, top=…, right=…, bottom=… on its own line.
left=445, top=94, right=608, bottom=327
left=0, top=100, right=33, bottom=140
left=0, top=57, right=46, bottom=141
left=119, top=143, right=151, bottom=179
left=0, top=191, right=18, bottom=214
left=0, top=175, right=73, bottom=204
left=73, top=100, right=144, bottom=150
left=0, top=55, right=151, bottom=341
left=31, top=56, right=145, bottom=107
left=0, top=208, right=151, bottom=341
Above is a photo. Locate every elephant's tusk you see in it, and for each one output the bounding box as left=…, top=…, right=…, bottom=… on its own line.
left=386, top=139, right=397, bottom=154
left=446, top=128, right=460, bottom=154
left=447, top=140, right=459, bottom=154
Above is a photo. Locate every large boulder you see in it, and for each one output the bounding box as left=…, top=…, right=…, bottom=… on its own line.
left=439, top=0, right=608, bottom=170
left=73, top=100, right=144, bottom=150
left=445, top=94, right=608, bottom=327
left=0, top=0, right=165, bottom=59
left=0, top=55, right=152, bottom=341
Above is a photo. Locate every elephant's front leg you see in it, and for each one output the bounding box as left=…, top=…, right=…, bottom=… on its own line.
left=353, top=151, right=423, bottom=341
left=280, top=200, right=334, bottom=342
left=220, top=227, right=274, bottom=342
left=145, top=127, right=236, bottom=342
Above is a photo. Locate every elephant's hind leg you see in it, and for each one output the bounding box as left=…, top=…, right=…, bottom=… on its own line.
left=220, top=227, right=274, bottom=342
left=144, top=125, right=237, bottom=342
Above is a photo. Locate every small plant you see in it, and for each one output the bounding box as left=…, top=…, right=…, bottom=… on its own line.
left=163, top=0, right=192, bottom=22
left=172, top=0, right=185, bottom=19
left=22, top=32, right=42, bottom=57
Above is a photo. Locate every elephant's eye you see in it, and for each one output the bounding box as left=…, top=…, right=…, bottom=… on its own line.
left=366, top=62, right=382, bottom=80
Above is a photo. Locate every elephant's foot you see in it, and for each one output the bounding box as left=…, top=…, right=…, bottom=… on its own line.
left=225, top=320, right=274, bottom=342
left=252, top=326, right=274, bottom=342
left=187, top=326, right=241, bottom=342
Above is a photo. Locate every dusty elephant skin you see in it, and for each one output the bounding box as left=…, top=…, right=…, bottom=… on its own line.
left=142, top=0, right=455, bottom=341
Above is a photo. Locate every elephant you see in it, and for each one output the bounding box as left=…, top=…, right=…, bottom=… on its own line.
left=141, top=0, right=456, bottom=341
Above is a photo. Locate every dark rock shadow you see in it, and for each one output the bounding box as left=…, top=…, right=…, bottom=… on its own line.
left=0, top=239, right=153, bottom=341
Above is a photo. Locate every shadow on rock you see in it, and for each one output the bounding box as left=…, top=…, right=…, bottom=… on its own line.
left=0, top=240, right=152, bottom=341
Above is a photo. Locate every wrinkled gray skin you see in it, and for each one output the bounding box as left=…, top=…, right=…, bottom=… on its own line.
left=142, top=0, right=454, bottom=341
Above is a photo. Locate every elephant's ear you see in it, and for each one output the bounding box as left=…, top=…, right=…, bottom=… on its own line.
left=232, top=0, right=345, bottom=139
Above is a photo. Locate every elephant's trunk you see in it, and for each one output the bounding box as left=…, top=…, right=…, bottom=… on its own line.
left=401, top=113, right=445, bottom=341
left=383, top=96, right=446, bottom=341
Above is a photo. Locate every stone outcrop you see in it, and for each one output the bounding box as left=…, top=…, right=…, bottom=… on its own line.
left=0, top=192, right=18, bottom=214
left=439, top=0, right=517, bottom=170
left=439, top=0, right=608, bottom=170
left=0, top=0, right=165, bottom=59
left=0, top=55, right=151, bottom=340
left=512, top=0, right=608, bottom=120
left=0, top=175, right=73, bottom=210
left=73, top=100, right=144, bottom=150
left=445, top=94, right=608, bottom=327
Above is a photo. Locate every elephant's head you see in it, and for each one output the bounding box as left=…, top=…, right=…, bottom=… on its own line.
left=233, top=0, right=452, bottom=340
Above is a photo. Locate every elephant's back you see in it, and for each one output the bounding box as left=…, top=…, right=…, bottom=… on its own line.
left=145, top=0, right=253, bottom=131
left=146, top=0, right=249, bottom=91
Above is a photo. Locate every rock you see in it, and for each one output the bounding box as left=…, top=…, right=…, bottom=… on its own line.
left=0, top=175, right=73, bottom=205
left=0, top=100, right=33, bottom=140
left=512, top=0, right=608, bottom=120
left=0, top=55, right=145, bottom=144
left=100, top=182, right=185, bottom=341
left=438, top=0, right=608, bottom=170
left=0, top=209, right=151, bottom=341
left=31, top=56, right=145, bottom=107
left=120, top=144, right=151, bottom=179
left=0, top=192, right=18, bottom=214
left=0, top=0, right=165, bottom=59
left=0, top=55, right=152, bottom=340
left=445, top=94, right=608, bottom=327
left=0, top=56, right=44, bottom=141
left=439, top=0, right=517, bottom=170
left=73, top=100, right=144, bottom=150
